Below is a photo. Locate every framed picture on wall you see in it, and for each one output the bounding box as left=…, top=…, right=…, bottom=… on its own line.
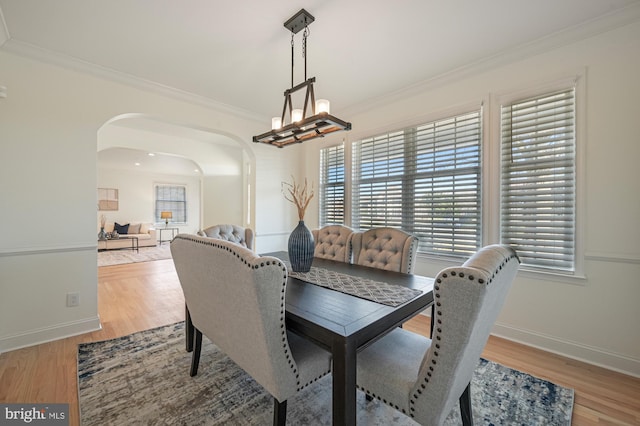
left=98, top=188, right=119, bottom=211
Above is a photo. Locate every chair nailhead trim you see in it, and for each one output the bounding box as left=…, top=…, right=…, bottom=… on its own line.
left=174, top=234, right=304, bottom=390
left=406, top=247, right=521, bottom=417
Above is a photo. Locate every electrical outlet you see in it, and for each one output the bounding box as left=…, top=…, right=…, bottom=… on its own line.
left=66, top=292, right=80, bottom=307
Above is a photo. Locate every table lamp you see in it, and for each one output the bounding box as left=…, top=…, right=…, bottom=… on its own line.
left=160, top=211, right=172, bottom=228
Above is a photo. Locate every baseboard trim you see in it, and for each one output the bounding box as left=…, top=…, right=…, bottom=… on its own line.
left=0, top=316, right=102, bottom=354
left=417, top=311, right=640, bottom=378
left=492, top=323, right=640, bottom=378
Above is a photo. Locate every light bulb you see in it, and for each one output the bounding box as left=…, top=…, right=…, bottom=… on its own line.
left=271, top=117, right=282, bottom=130
left=292, top=109, right=303, bottom=123
left=316, top=99, right=330, bottom=114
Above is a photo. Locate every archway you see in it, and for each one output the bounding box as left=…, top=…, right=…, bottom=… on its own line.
left=97, top=113, right=255, bottom=235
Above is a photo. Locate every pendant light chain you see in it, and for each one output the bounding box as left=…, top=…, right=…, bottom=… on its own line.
left=303, top=24, right=309, bottom=81
left=290, top=33, right=295, bottom=89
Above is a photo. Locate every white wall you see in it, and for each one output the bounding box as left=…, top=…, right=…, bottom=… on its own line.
left=253, top=143, right=308, bottom=253
left=97, top=167, right=202, bottom=235
left=303, top=22, right=640, bottom=376
left=3, top=14, right=637, bottom=378
left=0, top=48, right=297, bottom=352
left=202, top=176, right=240, bottom=230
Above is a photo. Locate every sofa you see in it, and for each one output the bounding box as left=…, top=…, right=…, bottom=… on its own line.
left=97, top=222, right=157, bottom=250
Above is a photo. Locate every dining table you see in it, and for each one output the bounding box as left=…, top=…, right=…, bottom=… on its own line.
left=265, top=251, right=435, bottom=426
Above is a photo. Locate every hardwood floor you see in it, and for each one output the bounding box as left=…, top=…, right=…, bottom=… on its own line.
left=1, top=259, right=639, bottom=425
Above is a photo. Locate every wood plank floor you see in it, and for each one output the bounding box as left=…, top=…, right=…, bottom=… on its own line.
left=1, top=259, right=639, bottom=425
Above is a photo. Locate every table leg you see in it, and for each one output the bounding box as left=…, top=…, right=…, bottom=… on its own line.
left=332, top=339, right=357, bottom=426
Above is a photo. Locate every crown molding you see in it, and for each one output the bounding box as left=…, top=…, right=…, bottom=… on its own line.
left=0, top=38, right=265, bottom=123
left=344, top=2, right=640, bottom=117
left=2, top=3, right=639, bottom=122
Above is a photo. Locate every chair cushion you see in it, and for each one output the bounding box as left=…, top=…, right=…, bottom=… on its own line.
left=352, top=228, right=417, bottom=273
left=357, top=328, right=431, bottom=414
left=313, top=225, right=354, bottom=262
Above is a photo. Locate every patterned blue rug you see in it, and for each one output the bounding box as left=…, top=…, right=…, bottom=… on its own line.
left=77, top=322, right=574, bottom=425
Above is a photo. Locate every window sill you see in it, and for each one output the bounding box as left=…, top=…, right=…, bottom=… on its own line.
left=516, top=267, right=587, bottom=286
left=416, top=252, right=587, bottom=286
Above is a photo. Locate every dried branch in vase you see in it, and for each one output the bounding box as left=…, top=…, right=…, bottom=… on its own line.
left=282, top=176, right=314, bottom=221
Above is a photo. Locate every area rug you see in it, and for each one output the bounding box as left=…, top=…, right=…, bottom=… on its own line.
left=97, top=244, right=172, bottom=267
left=77, top=322, right=574, bottom=425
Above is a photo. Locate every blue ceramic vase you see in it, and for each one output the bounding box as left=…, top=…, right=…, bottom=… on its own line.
left=288, top=220, right=314, bottom=272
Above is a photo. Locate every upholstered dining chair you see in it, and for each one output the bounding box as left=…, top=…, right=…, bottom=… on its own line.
left=312, top=225, right=355, bottom=263
left=197, top=223, right=254, bottom=250
left=185, top=224, right=254, bottom=353
left=355, top=244, right=519, bottom=426
left=351, top=227, right=419, bottom=274
left=171, top=235, right=332, bottom=426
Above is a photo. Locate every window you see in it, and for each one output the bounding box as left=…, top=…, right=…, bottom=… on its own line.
left=319, top=144, right=345, bottom=226
left=155, top=185, right=187, bottom=224
left=500, top=88, right=576, bottom=272
left=352, top=110, right=482, bottom=258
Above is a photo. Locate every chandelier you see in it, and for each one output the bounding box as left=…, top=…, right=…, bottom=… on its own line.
left=253, top=9, right=352, bottom=148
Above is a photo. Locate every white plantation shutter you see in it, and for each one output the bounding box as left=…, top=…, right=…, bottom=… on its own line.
left=501, top=88, right=576, bottom=272
left=352, top=130, right=405, bottom=229
left=352, top=111, right=482, bottom=257
left=319, top=144, right=345, bottom=225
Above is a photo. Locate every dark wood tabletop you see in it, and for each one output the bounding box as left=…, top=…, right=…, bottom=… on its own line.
left=265, top=252, right=434, bottom=426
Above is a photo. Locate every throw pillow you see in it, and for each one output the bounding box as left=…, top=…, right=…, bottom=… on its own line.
left=128, top=223, right=141, bottom=234
left=114, top=222, right=130, bottom=235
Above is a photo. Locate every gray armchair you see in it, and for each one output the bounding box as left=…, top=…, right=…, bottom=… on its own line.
left=312, top=225, right=354, bottom=263
left=355, top=244, right=520, bottom=425
left=171, top=235, right=331, bottom=426
left=198, top=224, right=254, bottom=250
left=351, top=227, right=418, bottom=273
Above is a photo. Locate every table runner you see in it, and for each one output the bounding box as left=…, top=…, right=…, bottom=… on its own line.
left=288, top=265, right=422, bottom=307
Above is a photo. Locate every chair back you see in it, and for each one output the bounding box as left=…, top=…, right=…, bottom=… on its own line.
left=411, top=244, right=520, bottom=425
left=170, top=234, right=299, bottom=402
left=312, top=225, right=354, bottom=263
left=351, top=227, right=418, bottom=273
left=198, top=224, right=254, bottom=250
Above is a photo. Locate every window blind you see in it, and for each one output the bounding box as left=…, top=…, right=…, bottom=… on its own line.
left=501, top=88, right=576, bottom=272
left=155, top=185, right=187, bottom=223
left=352, top=111, right=482, bottom=257
left=319, top=144, right=345, bottom=226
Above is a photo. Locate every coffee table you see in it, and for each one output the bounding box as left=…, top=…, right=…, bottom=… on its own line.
left=97, top=236, right=139, bottom=252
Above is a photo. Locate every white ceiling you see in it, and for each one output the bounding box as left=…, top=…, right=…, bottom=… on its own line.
left=97, top=147, right=203, bottom=176
left=2, top=0, right=639, bottom=120
left=3, top=1, right=639, bottom=176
